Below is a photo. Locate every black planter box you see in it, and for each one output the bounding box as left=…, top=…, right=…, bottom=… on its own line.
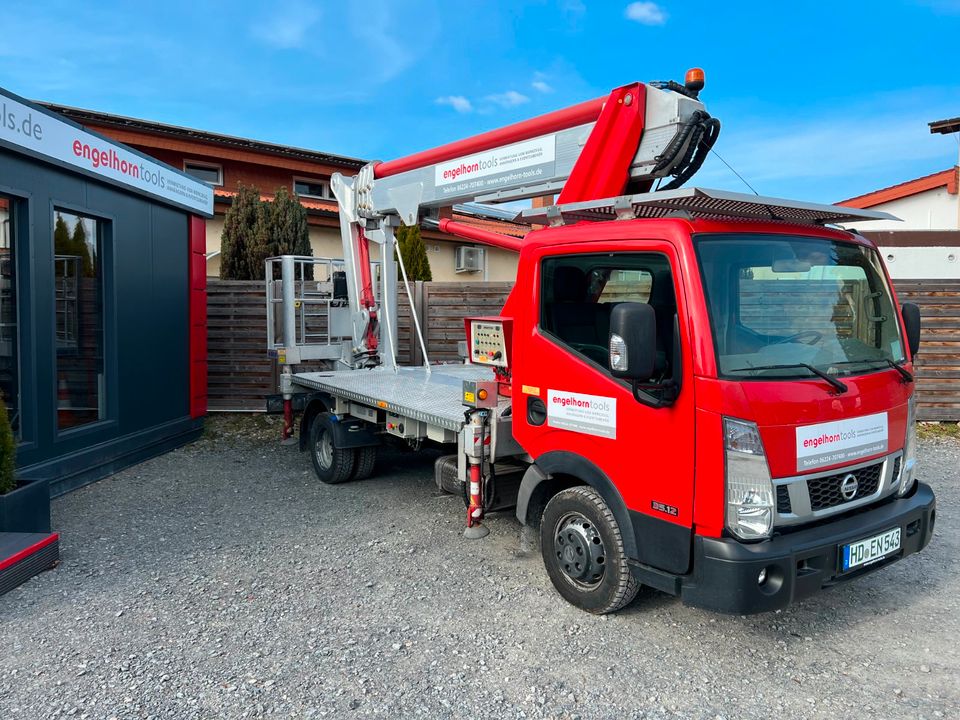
left=0, top=479, right=51, bottom=533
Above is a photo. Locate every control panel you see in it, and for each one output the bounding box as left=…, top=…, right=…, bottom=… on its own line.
left=467, top=318, right=510, bottom=368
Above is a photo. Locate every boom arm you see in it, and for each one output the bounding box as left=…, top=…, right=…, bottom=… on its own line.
left=330, top=71, right=718, bottom=369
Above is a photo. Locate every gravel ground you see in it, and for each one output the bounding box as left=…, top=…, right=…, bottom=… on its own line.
left=0, top=420, right=957, bottom=720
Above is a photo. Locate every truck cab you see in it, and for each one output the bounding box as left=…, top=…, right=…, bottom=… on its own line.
left=508, top=214, right=936, bottom=614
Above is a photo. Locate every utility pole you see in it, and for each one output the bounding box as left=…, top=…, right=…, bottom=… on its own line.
left=929, top=117, right=960, bottom=229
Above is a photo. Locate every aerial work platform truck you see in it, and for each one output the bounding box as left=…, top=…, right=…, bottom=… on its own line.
left=266, top=70, right=936, bottom=614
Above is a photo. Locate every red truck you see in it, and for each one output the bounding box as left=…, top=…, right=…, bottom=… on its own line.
left=268, top=70, right=936, bottom=614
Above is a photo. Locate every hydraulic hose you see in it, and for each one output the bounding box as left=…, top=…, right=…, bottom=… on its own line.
left=661, top=116, right=721, bottom=191
left=654, top=110, right=708, bottom=173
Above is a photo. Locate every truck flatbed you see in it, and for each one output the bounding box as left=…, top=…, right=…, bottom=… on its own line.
left=290, top=364, right=495, bottom=431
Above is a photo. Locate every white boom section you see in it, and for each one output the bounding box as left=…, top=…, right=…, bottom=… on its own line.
left=329, top=84, right=708, bottom=369
left=352, top=85, right=706, bottom=226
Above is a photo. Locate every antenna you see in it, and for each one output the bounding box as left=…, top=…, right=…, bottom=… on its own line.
left=709, top=147, right=760, bottom=197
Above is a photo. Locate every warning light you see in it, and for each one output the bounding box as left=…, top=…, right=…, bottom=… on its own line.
left=478, top=389, right=488, bottom=401
left=685, top=68, right=705, bottom=94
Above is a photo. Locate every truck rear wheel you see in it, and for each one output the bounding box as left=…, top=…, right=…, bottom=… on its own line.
left=540, top=486, right=639, bottom=614
left=351, top=445, right=378, bottom=481
left=309, top=413, right=356, bottom=484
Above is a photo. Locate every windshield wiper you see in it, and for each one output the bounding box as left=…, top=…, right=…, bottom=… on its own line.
left=828, top=358, right=913, bottom=383
left=884, top=358, right=913, bottom=382
left=728, top=363, right=849, bottom=394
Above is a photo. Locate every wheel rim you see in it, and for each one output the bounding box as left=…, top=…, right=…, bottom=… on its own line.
left=315, top=429, right=334, bottom=469
left=553, top=512, right=606, bottom=588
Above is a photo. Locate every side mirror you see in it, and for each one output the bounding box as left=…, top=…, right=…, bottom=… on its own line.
left=609, top=303, right=657, bottom=381
left=901, top=302, right=921, bottom=357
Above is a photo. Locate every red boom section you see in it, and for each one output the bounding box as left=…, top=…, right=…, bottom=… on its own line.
left=557, top=83, right=647, bottom=204
left=437, top=218, right=524, bottom=253
left=374, top=96, right=607, bottom=179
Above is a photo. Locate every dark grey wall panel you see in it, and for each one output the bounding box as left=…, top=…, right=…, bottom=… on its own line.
left=0, top=148, right=196, bottom=490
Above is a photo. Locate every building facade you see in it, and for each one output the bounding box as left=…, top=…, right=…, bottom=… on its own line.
left=1, top=88, right=212, bottom=494
left=841, top=167, right=960, bottom=279
left=43, top=104, right=526, bottom=282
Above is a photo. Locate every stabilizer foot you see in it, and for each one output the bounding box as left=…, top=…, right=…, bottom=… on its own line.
left=463, top=524, right=490, bottom=540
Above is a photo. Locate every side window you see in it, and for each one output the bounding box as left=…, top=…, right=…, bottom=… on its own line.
left=540, top=253, right=676, bottom=376
left=53, top=210, right=106, bottom=431
left=0, top=195, right=20, bottom=437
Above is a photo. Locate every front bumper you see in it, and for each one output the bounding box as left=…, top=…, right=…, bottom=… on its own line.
left=679, top=482, right=936, bottom=614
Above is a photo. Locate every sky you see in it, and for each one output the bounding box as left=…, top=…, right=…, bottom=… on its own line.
left=1, top=0, right=958, bottom=203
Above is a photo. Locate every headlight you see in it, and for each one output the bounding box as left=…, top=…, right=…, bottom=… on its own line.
left=898, top=394, right=917, bottom=496
left=724, top=418, right=775, bottom=540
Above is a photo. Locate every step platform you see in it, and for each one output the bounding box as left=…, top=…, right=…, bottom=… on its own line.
left=0, top=532, right=59, bottom=596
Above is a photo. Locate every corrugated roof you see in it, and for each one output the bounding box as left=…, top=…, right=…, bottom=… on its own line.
left=40, top=102, right=367, bottom=170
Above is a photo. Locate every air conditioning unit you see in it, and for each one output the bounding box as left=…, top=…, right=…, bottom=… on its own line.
left=455, top=245, right=484, bottom=273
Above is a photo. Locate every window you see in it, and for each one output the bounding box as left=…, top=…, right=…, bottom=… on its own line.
left=695, top=234, right=905, bottom=379
left=0, top=195, right=19, bottom=435
left=53, top=210, right=105, bottom=430
left=293, top=178, right=331, bottom=200
left=183, top=161, right=222, bottom=186
left=597, top=269, right=652, bottom=303
left=540, top=253, right=676, bottom=375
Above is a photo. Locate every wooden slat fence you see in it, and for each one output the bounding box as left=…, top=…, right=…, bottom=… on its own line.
left=206, top=280, right=513, bottom=410
left=207, top=281, right=275, bottom=411
left=206, top=278, right=960, bottom=421
left=893, top=279, right=960, bottom=422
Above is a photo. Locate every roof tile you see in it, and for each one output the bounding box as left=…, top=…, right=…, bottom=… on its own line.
left=840, top=167, right=958, bottom=208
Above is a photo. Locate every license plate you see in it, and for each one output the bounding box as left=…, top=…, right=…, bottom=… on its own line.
left=841, top=527, right=901, bottom=572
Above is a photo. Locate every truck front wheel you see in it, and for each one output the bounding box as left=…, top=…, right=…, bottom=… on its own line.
left=540, top=486, right=640, bottom=614
left=309, top=413, right=356, bottom=484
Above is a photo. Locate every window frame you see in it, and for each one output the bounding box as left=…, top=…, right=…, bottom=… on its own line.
left=293, top=176, right=333, bottom=200
left=693, top=232, right=907, bottom=382
left=537, top=250, right=677, bottom=379
left=182, top=160, right=223, bottom=187
left=48, top=202, right=116, bottom=440
left=0, top=191, right=25, bottom=442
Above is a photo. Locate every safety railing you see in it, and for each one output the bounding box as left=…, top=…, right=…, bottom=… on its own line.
left=265, top=255, right=381, bottom=364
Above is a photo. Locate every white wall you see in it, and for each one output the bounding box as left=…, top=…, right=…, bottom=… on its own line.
left=849, top=186, right=959, bottom=232
left=878, top=246, right=960, bottom=279
left=845, top=183, right=960, bottom=279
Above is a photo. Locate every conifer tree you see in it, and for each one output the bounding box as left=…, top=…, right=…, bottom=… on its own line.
left=268, top=186, right=313, bottom=279
left=53, top=214, right=71, bottom=257
left=272, top=186, right=311, bottom=257
left=395, top=224, right=432, bottom=281
left=70, top=218, right=94, bottom=277
left=220, top=185, right=263, bottom=280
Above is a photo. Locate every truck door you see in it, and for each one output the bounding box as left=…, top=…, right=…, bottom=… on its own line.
left=514, top=245, right=696, bottom=574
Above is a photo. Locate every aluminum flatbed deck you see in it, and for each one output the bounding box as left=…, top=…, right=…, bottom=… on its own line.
left=291, top=364, right=495, bottom=431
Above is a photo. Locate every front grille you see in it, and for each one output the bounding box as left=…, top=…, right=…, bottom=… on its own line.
left=892, top=456, right=902, bottom=486
left=807, top=461, right=883, bottom=511
left=776, top=485, right=792, bottom=514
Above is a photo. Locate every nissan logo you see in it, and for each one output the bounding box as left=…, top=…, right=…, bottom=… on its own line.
left=840, top=473, right=859, bottom=501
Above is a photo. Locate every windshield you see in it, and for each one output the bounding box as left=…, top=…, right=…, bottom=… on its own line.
left=695, top=234, right=905, bottom=379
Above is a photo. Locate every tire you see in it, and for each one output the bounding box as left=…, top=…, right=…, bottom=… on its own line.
left=539, top=486, right=640, bottom=614
left=351, top=445, right=378, bottom=481
left=434, top=455, right=462, bottom=495
left=309, top=413, right=356, bottom=484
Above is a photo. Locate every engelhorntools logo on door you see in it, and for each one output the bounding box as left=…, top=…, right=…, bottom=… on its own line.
left=546, top=390, right=616, bottom=439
